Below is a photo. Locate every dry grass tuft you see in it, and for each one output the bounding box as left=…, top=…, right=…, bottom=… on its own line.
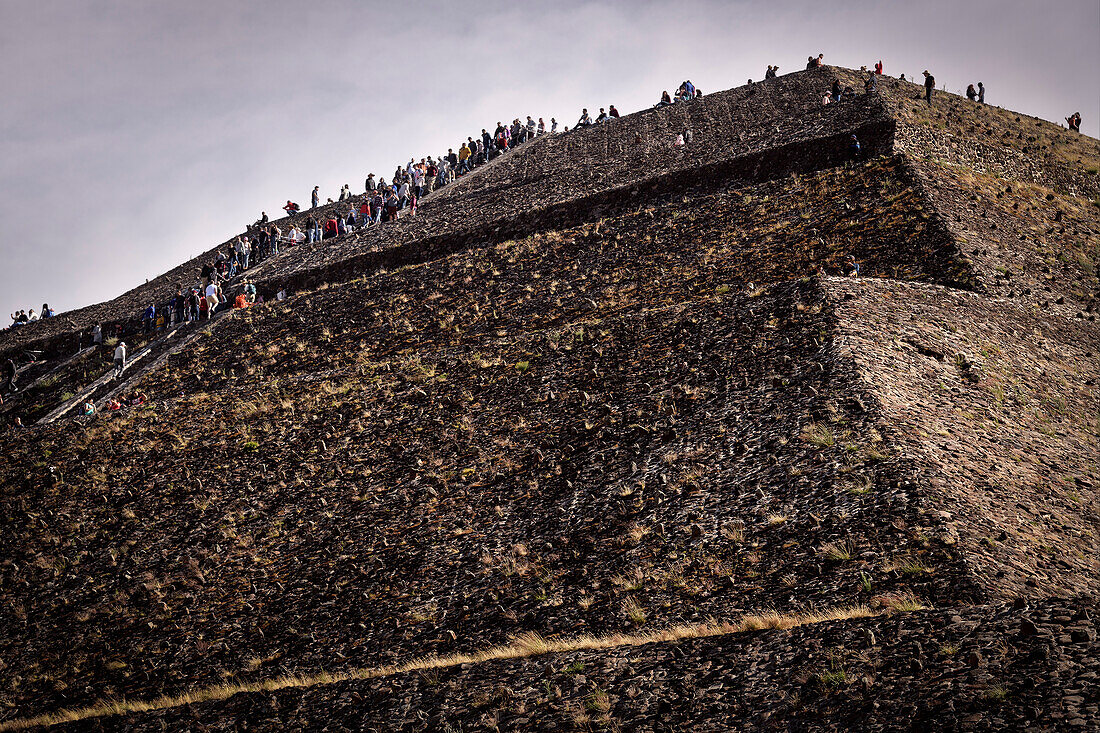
left=0, top=605, right=877, bottom=731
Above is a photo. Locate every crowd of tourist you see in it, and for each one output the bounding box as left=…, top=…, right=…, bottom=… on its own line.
left=3, top=55, right=1092, bottom=429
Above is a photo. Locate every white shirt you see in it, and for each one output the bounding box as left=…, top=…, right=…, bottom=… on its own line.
left=114, top=344, right=126, bottom=360
left=205, top=284, right=218, bottom=300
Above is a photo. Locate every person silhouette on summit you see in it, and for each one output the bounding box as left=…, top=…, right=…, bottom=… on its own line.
left=922, top=70, right=935, bottom=105
left=966, top=83, right=977, bottom=101
left=978, top=82, right=985, bottom=104
left=595, top=107, right=609, bottom=123
left=311, top=186, right=320, bottom=208
left=1066, top=112, right=1082, bottom=132
left=609, top=105, right=619, bottom=118
left=577, top=108, right=592, bottom=127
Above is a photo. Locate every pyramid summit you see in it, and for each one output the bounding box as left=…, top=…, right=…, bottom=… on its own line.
left=0, top=66, right=1097, bottom=731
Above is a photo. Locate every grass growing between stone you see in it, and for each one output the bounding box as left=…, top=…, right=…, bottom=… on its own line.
left=0, top=605, right=878, bottom=731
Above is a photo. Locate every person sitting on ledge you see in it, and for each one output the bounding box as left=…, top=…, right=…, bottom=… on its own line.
left=609, top=105, right=619, bottom=118
left=656, top=91, right=673, bottom=107
left=595, top=107, right=609, bottom=123
left=576, top=108, right=592, bottom=127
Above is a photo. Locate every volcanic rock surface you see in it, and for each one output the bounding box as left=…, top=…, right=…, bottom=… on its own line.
left=0, top=65, right=1097, bottom=730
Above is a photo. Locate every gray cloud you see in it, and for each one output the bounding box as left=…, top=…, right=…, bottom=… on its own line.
left=1, top=0, right=1096, bottom=318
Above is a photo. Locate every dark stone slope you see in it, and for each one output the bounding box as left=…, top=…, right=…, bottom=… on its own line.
left=1, top=67, right=1097, bottom=731
left=0, top=281, right=978, bottom=721
left=50, top=598, right=1099, bottom=732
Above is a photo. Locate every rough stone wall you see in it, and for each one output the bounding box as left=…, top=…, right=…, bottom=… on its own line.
left=896, top=123, right=1100, bottom=198
left=828, top=277, right=1100, bottom=600
left=905, top=158, right=1099, bottom=319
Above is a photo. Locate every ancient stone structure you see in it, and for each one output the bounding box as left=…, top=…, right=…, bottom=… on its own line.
left=0, top=66, right=1096, bottom=730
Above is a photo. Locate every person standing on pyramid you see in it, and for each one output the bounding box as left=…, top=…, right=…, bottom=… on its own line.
left=923, top=70, right=936, bottom=105
left=113, top=342, right=127, bottom=377
left=311, top=186, right=320, bottom=208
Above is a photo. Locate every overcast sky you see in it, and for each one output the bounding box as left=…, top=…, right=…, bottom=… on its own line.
left=1, top=0, right=1097, bottom=318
